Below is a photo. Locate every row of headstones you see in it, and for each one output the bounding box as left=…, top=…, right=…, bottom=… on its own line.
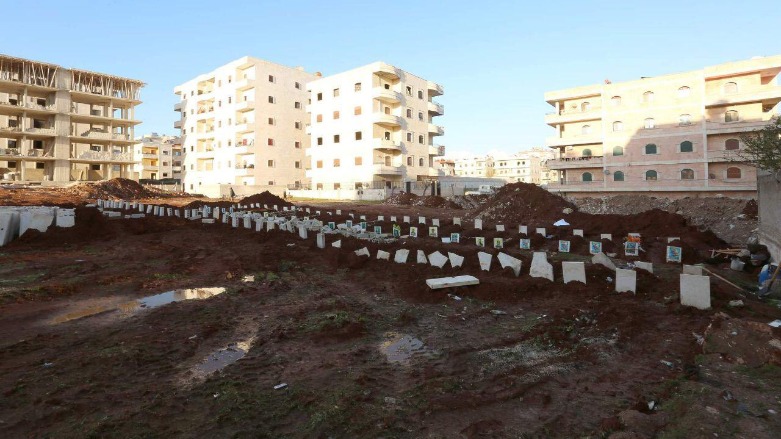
left=0, top=206, right=76, bottom=247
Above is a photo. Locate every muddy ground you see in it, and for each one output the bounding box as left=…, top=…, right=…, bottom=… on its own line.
left=1, top=188, right=781, bottom=437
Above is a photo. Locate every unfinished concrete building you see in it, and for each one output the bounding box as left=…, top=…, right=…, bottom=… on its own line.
left=0, top=54, right=143, bottom=184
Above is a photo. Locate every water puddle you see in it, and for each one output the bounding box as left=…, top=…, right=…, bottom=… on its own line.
left=195, top=338, right=253, bottom=375
left=51, top=287, right=226, bottom=324
left=380, top=332, right=430, bottom=364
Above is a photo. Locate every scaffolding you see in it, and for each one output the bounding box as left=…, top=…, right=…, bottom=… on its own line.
left=0, top=54, right=59, bottom=88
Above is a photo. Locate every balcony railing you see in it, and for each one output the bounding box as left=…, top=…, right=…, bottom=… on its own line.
left=372, top=138, right=402, bottom=151
left=25, top=127, right=55, bottom=135
left=78, top=151, right=133, bottom=161
left=0, top=126, right=22, bottom=133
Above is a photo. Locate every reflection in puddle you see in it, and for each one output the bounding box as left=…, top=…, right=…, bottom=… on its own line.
left=380, top=332, right=430, bottom=364
left=51, top=287, right=226, bottom=324
left=195, top=339, right=253, bottom=375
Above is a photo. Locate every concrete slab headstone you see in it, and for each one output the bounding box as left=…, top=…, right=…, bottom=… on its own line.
left=616, top=268, right=637, bottom=293
left=428, top=251, right=448, bottom=268
left=448, top=252, right=464, bottom=268
left=478, top=251, right=492, bottom=271
left=562, top=261, right=586, bottom=284
left=680, top=274, right=710, bottom=309
left=530, top=252, right=554, bottom=281
left=498, top=252, right=522, bottom=277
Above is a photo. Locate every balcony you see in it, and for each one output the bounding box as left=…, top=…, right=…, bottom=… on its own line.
left=75, top=151, right=134, bottom=163
left=705, top=117, right=777, bottom=135
left=545, top=134, right=602, bottom=147
left=372, top=138, right=402, bottom=152
left=141, top=152, right=158, bottom=159
left=373, top=113, right=402, bottom=128
left=234, top=143, right=255, bottom=155
left=236, top=100, right=254, bottom=112
left=544, top=107, right=601, bottom=125
left=23, top=127, right=56, bottom=137
left=235, top=120, right=254, bottom=134
left=546, top=155, right=604, bottom=170
left=172, top=165, right=183, bottom=172
left=372, top=62, right=400, bottom=80
left=174, top=102, right=183, bottom=112
left=0, top=100, right=57, bottom=116
left=428, top=145, right=445, bottom=156
left=707, top=149, right=741, bottom=162
left=427, top=80, right=444, bottom=96
left=235, top=164, right=255, bottom=175
left=235, top=77, right=254, bottom=91
left=174, top=120, right=182, bottom=129
left=372, top=163, right=403, bottom=176
left=428, top=123, right=444, bottom=136
left=196, top=90, right=213, bottom=100
left=372, top=87, right=401, bottom=104
left=427, top=101, right=444, bottom=115
left=704, top=86, right=781, bottom=107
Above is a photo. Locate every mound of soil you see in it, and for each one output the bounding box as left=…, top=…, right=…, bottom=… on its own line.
left=64, top=178, right=167, bottom=201
left=469, top=182, right=576, bottom=224
left=411, top=195, right=462, bottom=209
left=385, top=192, right=419, bottom=206
left=239, top=191, right=291, bottom=208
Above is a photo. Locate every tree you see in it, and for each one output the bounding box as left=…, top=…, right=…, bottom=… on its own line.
left=737, top=116, right=781, bottom=179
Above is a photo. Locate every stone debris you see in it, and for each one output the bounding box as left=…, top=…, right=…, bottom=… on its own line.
left=428, top=251, right=448, bottom=268
left=426, top=275, right=480, bottom=289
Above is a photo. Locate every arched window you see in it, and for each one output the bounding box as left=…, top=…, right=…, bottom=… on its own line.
left=582, top=149, right=592, bottom=157
left=680, top=169, right=694, bottom=180
left=679, top=141, right=693, bottom=152
left=645, top=143, right=658, bottom=155
left=725, top=110, right=739, bottom=122
left=725, top=139, right=740, bottom=150
left=581, top=101, right=590, bottom=111
left=679, top=114, right=692, bottom=126
left=613, top=171, right=625, bottom=181
left=645, top=170, right=658, bottom=181
left=678, top=86, right=691, bottom=98
left=581, top=124, right=591, bottom=135
left=613, top=121, right=623, bottom=132
left=643, top=91, right=654, bottom=103
left=419, top=157, right=425, bottom=167
left=612, top=146, right=624, bottom=156
left=724, top=82, right=738, bottom=94
left=726, top=167, right=742, bottom=179
left=611, top=96, right=622, bottom=106
left=644, top=118, right=656, bottom=129
left=582, top=172, right=593, bottom=182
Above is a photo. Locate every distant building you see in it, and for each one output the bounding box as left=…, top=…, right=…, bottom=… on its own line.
left=133, top=133, right=183, bottom=182
left=492, top=148, right=555, bottom=184
left=454, top=155, right=494, bottom=178
left=435, top=158, right=455, bottom=176
left=544, top=55, right=781, bottom=198
left=0, top=54, right=143, bottom=184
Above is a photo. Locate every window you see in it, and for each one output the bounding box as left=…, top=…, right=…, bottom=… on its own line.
left=316, top=183, right=323, bottom=190
left=268, top=96, right=275, bottom=104
left=316, top=160, right=323, bottom=168
left=418, top=90, right=423, bottom=99
left=267, top=138, right=274, bottom=146
left=316, top=114, right=323, bottom=123
left=333, top=159, right=340, bottom=167
left=582, top=149, right=592, bottom=157
left=680, top=141, right=693, bottom=152
left=613, top=121, right=623, bottom=132
left=418, top=135, right=424, bottom=144
left=643, top=91, right=654, bottom=103
left=354, top=156, right=362, bottom=166
left=612, top=146, right=624, bottom=156
left=724, top=82, right=738, bottom=94
left=407, top=156, right=413, bottom=166
left=294, top=101, right=301, bottom=109
left=406, top=132, right=413, bottom=142
left=354, top=82, right=361, bottom=92
left=645, top=170, right=658, bottom=181
left=333, top=135, right=340, bottom=143
left=613, top=171, right=625, bottom=181
left=295, top=121, right=301, bottom=129
left=418, top=111, right=423, bottom=121
left=317, top=137, right=323, bottom=146
left=644, top=118, right=656, bottom=129
left=406, top=108, right=412, bottom=118
left=268, top=75, right=275, bottom=83
left=406, top=86, right=412, bottom=96
left=333, top=111, right=340, bottom=120
left=582, top=172, right=593, bottom=182
left=354, top=106, right=362, bottom=115
left=89, top=164, right=99, bottom=171
left=228, top=97, right=232, bottom=103
left=679, top=114, right=692, bottom=126
left=645, top=143, right=658, bottom=154
left=681, top=169, right=694, bottom=180
left=581, top=101, right=591, bottom=111
left=334, top=183, right=341, bottom=190
left=581, top=125, right=591, bottom=135
left=295, top=141, right=301, bottom=149
left=333, top=88, right=340, bottom=97
left=611, top=96, right=622, bottom=106
left=726, top=167, right=742, bottom=179
left=725, top=110, right=739, bottom=123
left=725, top=139, right=740, bottom=150
left=678, top=86, right=691, bottom=98
left=267, top=181, right=274, bottom=186
left=295, top=82, right=301, bottom=90
left=268, top=117, right=275, bottom=125
left=317, top=92, right=322, bottom=101
left=355, top=131, right=362, bottom=140
left=419, top=158, right=424, bottom=166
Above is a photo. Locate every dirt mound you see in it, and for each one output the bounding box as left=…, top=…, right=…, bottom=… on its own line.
left=239, top=191, right=291, bottom=207
left=64, top=178, right=169, bottom=201
left=469, top=182, right=576, bottom=223
left=411, top=195, right=462, bottom=209
left=385, top=192, right=419, bottom=206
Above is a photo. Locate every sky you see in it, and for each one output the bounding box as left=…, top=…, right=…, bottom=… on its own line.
left=3, top=0, right=779, bottom=158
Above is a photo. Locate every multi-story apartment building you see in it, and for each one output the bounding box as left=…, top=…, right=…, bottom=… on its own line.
left=174, top=56, right=316, bottom=197
left=305, top=62, right=444, bottom=192
left=435, top=158, right=455, bottom=176
left=492, top=148, right=555, bottom=184
left=544, top=55, right=781, bottom=198
left=0, top=54, right=142, bottom=184
left=454, top=155, right=494, bottom=178
left=133, top=133, right=183, bottom=182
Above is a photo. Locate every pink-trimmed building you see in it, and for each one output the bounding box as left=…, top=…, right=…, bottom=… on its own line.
left=544, top=56, right=781, bottom=199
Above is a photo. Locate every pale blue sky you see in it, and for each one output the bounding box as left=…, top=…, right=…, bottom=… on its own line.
left=3, top=0, right=779, bottom=157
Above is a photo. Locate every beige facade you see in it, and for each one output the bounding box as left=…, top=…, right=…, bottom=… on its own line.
left=133, top=134, right=183, bottom=182
left=544, top=55, right=781, bottom=198
left=174, top=56, right=316, bottom=197
left=0, top=54, right=142, bottom=184
left=493, top=148, right=555, bottom=184
left=305, top=62, right=444, bottom=190
left=454, top=156, right=494, bottom=178
left=435, top=158, right=455, bottom=176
